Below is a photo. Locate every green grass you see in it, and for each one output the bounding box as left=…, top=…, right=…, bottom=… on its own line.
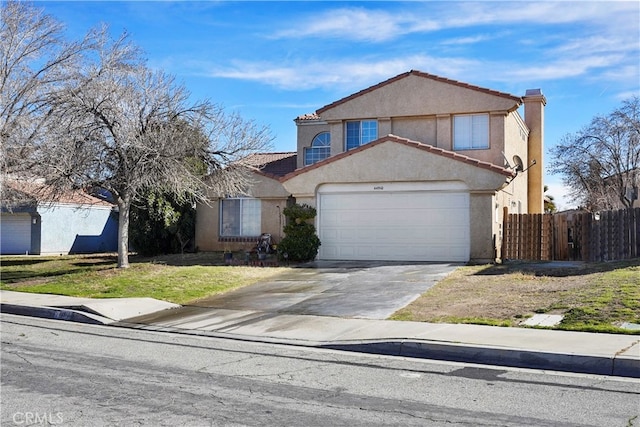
left=389, top=258, right=640, bottom=334
left=554, top=263, right=640, bottom=333
left=1, top=254, right=289, bottom=305
left=3, top=254, right=639, bottom=333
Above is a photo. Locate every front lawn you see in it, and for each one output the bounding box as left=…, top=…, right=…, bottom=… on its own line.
left=0, top=253, right=289, bottom=305
left=3, top=254, right=639, bottom=334
left=391, top=259, right=640, bottom=334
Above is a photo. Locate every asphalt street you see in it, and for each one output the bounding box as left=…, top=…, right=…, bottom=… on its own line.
left=3, top=314, right=639, bottom=426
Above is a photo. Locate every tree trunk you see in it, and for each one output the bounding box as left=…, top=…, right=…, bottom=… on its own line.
left=117, top=194, right=131, bottom=268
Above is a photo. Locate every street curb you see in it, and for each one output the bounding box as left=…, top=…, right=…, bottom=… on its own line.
left=115, top=322, right=640, bottom=379
left=320, top=340, right=640, bottom=379
left=1, top=303, right=113, bottom=325
left=4, top=306, right=638, bottom=379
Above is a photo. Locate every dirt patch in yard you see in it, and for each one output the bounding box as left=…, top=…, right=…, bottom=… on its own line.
left=391, top=259, right=640, bottom=332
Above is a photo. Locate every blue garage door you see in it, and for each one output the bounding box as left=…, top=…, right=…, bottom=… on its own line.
left=1, top=214, right=32, bottom=255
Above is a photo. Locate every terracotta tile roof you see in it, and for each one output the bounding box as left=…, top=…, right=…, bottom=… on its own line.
left=243, top=152, right=297, bottom=178
left=295, top=113, right=321, bottom=122
left=2, top=180, right=114, bottom=207
left=316, top=70, right=522, bottom=115
left=280, top=134, right=515, bottom=181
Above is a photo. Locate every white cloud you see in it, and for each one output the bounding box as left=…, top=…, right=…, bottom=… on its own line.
left=451, top=1, right=636, bottom=27
left=440, top=34, right=498, bottom=45
left=271, top=2, right=639, bottom=43
left=501, top=54, right=626, bottom=81
left=205, top=55, right=480, bottom=91
left=202, top=46, right=634, bottom=92
left=614, top=89, right=640, bottom=101
left=271, top=7, right=440, bottom=42
left=241, top=2, right=638, bottom=90
left=553, top=35, right=639, bottom=56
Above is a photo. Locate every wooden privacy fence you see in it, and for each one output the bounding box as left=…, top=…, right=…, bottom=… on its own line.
left=502, top=207, right=640, bottom=262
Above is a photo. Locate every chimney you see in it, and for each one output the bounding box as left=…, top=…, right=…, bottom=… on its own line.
left=523, top=89, right=546, bottom=214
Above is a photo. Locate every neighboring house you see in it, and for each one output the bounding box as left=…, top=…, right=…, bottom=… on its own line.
left=196, top=70, right=546, bottom=262
left=1, top=181, right=118, bottom=255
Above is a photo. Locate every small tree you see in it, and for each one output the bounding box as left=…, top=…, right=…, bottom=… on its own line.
left=544, top=185, right=557, bottom=213
left=277, top=204, right=321, bottom=262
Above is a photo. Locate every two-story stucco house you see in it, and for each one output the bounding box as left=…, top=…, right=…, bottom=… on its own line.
left=195, top=70, right=546, bottom=262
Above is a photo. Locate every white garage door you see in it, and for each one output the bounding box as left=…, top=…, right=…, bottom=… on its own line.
left=318, top=183, right=470, bottom=262
left=1, top=213, right=32, bottom=255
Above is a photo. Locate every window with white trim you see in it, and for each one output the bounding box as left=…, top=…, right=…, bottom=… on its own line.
left=220, top=197, right=261, bottom=237
left=345, top=120, right=377, bottom=151
left=304, top=132, right=331, bottom=166
left=453, top=114, right=489, bottom=150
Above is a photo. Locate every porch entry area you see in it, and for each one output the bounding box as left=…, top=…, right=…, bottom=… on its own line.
left=316, top=182, right=470, bottom=262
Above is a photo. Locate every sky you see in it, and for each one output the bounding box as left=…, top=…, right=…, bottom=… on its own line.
left=35, top=1, right=640, bottom=210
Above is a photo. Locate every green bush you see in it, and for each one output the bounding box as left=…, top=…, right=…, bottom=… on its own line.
left=277, top=204, right=321, bottom=262
left=130, top=190, right=196, bottom=256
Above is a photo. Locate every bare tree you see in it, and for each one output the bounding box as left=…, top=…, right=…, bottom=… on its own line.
left=549, top=96, right=640, bottom=211
left=2, top=2, right=273, bottom=267
left=48, top=34, right=272, bottom=267
left=1, top=0, right=97, bottom=187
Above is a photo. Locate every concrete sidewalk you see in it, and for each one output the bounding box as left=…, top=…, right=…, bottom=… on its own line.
left=1, top=289, right=638, bottom=378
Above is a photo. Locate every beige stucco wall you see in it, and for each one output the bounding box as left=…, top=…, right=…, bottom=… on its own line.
left=284, top=140, right=509, bottom=197
left=390, top=116, right=437, bottom=146
left=296, top=121, right=329, bottom=169
left=282, top=139, right=510, bottom=261
left=503, top=109, right=530, bottom=169
left=320, top=74, right=519, bottom=120
left=298, top=111, right=526, bottom=169
left=296, top=74, right=526, bottom=173
left=492, top=109, right=531, bottom=215
left=469, top=192, right=497, bottom=262
left=195, top=173, right=291, bottom=252
left=524, top=92, right=546, bottom=213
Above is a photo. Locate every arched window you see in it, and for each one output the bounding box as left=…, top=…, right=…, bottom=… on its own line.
left=304, top=132, right=331, bottom=166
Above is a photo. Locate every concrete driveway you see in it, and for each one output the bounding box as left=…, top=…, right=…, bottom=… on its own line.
left=190, top=261, right=460, bottom=320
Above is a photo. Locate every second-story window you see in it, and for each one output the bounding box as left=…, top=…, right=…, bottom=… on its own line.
left=304, top=132, right=331, bottom=166
left=453, top=114, right=489, bottom=150
left=346, top=120, right=377, bottom=151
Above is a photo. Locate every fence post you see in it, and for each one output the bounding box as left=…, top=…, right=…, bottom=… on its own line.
left=502, top=208, right=509, bottom=260
left=592, top=212, right=601, bottom=262
left=632, top=208, right=638, bottom=258
left=583, top=213, right=591, bottom=262
left=543, top=214, right=552, bottom=260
